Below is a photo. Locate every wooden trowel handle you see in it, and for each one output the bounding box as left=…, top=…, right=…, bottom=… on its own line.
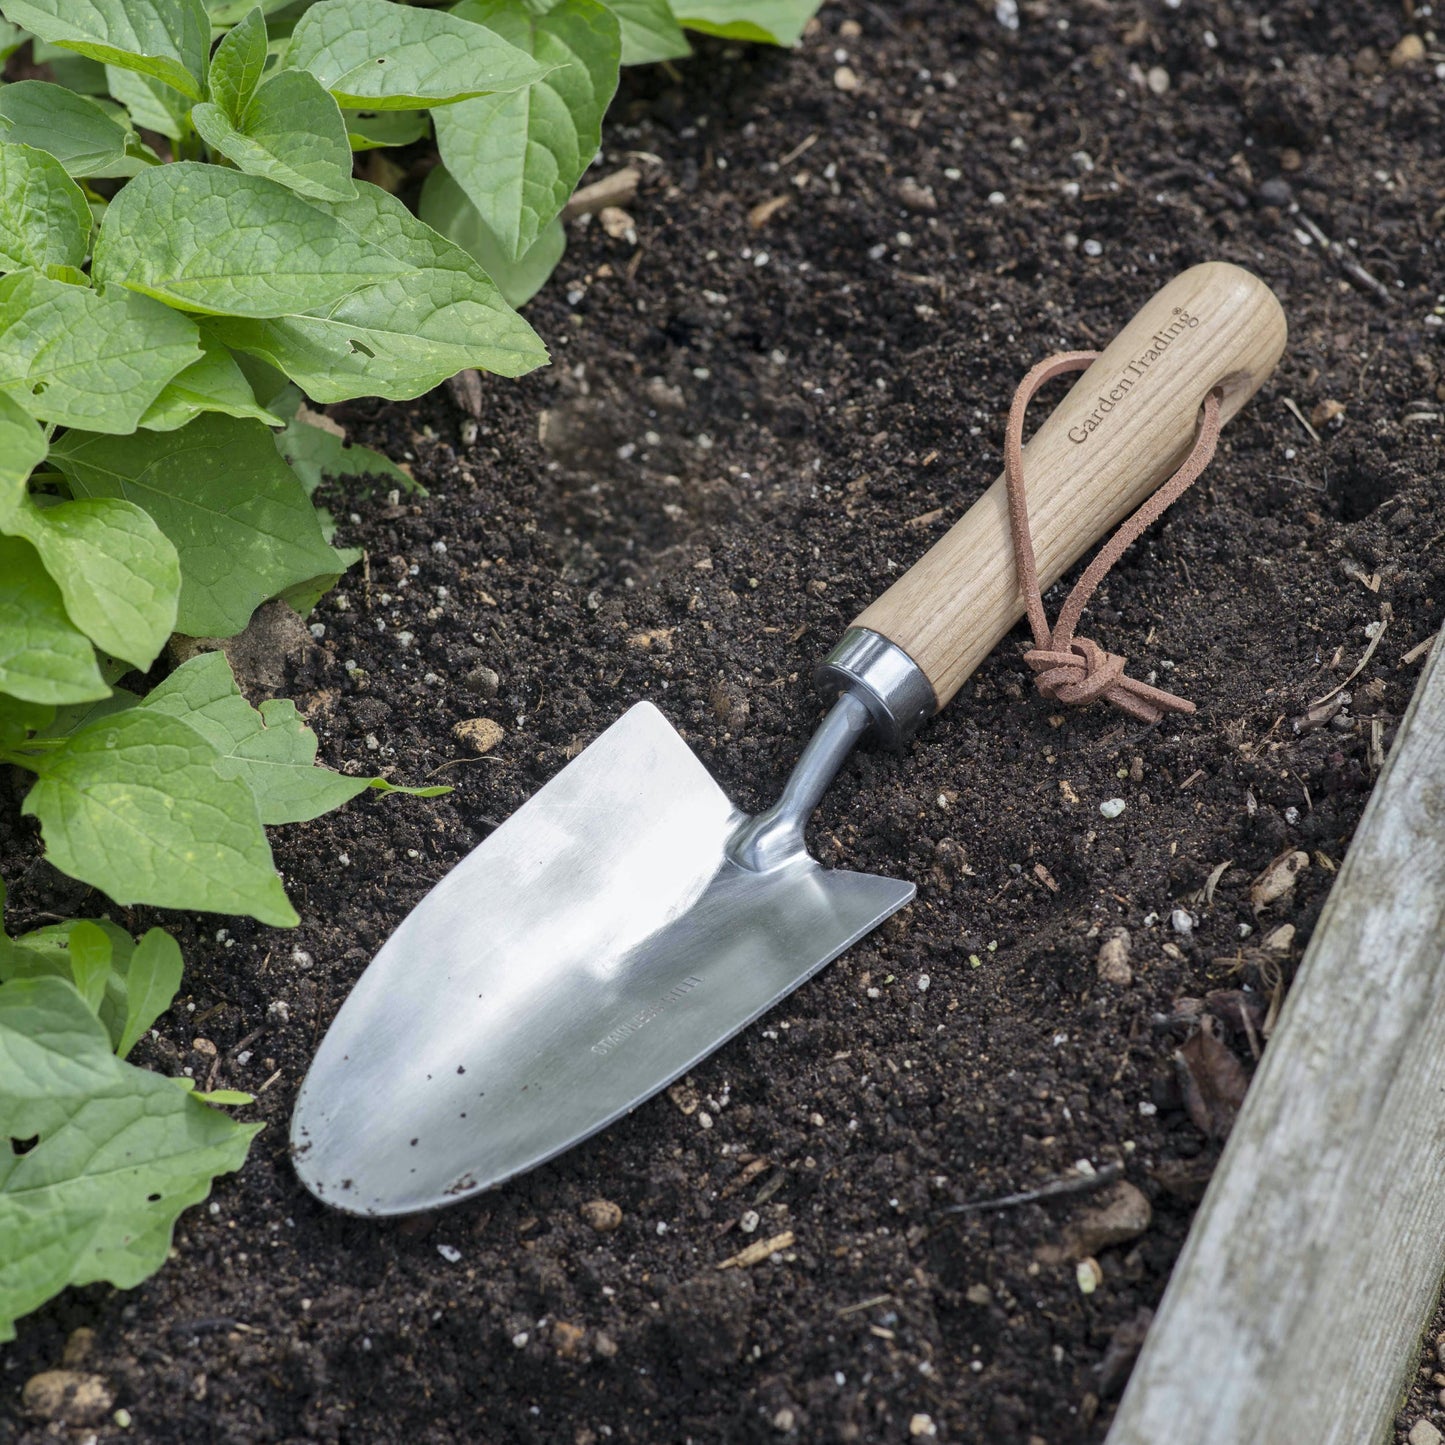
left=852, top=262, right=1286, bottom=712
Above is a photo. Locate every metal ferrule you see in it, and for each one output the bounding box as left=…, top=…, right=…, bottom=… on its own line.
left=814, top=627, right=937, bottom=750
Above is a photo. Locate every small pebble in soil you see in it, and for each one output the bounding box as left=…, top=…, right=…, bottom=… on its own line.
left=291, top=948, right=312, bottom=969
left=580, top=1199, right=623, bottom=1232
left=909, top=1414, right=938, bottom=1438
left=1391, top=34, right=1426, bottom=68
left=1076, top=1257, right=1103, bottom=1294
left=1138, top=1100, right=1158, bottom=1116
left=63, top=1329, right=94, bottom=1367
left=1171, top=909, right=1195, bottom=936
left=1250, top=850, right=1309, bottom=911
left=267, top=1001, right=290, bottom=1024
left=453, top=717, right=505, bottom=755
left=1083, top=238, right=1104, bottom=257
left=772, top=1408, right=796, bottom=1433
left=511, top=1331, right=529, bottom=1349
left=1256, top=177, right=1293, bottom=208
left=464, top=666, right=501, bottom=698
left=437, top=1244, right=461, bottom=1263
left=739, top=1210, right=760, bottom=1234
left=1100, top=798, right=1126, bottom=819
left=22, top=1371, right=114, bottom=1426
left=833, top=64, right=859, bottom=91
left=1096, top=929, right=1133, bottom=985
left=1408, top=1422, right=1443, bottom=1445
left=1065, top=1182, right=1153, bottom=1258
left=917, top=974, right=930, bottom=992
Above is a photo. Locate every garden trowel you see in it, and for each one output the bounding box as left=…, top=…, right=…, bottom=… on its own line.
left=292, top=263, right=1285, bottom=1215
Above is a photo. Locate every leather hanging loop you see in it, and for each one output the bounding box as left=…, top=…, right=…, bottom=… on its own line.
left=1004, top=353, right=1223, bottom=725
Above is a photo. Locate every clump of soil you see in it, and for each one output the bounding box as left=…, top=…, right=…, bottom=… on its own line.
left=4, top=1, right=1443, bottom=1440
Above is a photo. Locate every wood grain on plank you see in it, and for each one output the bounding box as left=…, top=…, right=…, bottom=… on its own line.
left=1107, top=634, right=1445, bottom=1445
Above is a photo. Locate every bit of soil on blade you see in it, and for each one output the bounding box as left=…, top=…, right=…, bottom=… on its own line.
left=4, top=1, right=1444, bottom=1441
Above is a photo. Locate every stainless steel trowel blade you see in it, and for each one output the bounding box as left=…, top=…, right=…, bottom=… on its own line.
left=292, top=701, right=913, bottom=1215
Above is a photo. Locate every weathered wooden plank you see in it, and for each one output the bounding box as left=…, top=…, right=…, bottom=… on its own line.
left=1107, top=633, right=1445, bottom=1445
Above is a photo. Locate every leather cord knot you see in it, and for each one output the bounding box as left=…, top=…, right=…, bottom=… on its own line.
left=1004, top=352, right=1223, bottom=727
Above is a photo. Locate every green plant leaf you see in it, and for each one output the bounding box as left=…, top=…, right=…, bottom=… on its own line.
left=206, top=0, right=297, bottom=23
left=0, top=537, right=109, bottom=706
left=603, top=0, right=688, bottom=64
left=64, top=922, right=111, bottom=1014
left=1, top=916, right=140, bottom=1053
left=437, top=0, right=618, bottom=262
left=418, top=163, right=565, bottom=307
left=115, top=928, right=184, bottom=1059
left=0, top=0, right=211, bottom=99
left=33, top=689, right=137, bottom=744
left=193, top=67, right=357, bottom=203
left=0, top=695, right=55, bottom=749
left=0, top=269, right=202, bottom=435
left=142, top=652, right=382, bottom=823
left=208, top=179, right=548, bottom=401
left=51, top=414, right=354, bottom=639
left=2, top=496, right=180, bottom=672
left=342, top=107, right=428, bottom=150
left=0, top=392, right=45, bottom=498
left=140, top=330, right=287, bottom=432
left=29, top=41, right=109, bottom=95
left=0, top=976, right=259, bottom=1343
left=673, top=0, right=817, bottom=44
left=276, top=406, right=414, bottom=494
left=0, top=142, right=92, bottom=274
left=92, top=163, right=411, bottom=318
left=103, top=64, right=193, bottom=141
left=0, top=81, right=142, bottom=179
left=287, top=0, right=547, bottom=110
left=21, top=708, right=298, bottom=924
left=208, top=6, right=268, bottom=122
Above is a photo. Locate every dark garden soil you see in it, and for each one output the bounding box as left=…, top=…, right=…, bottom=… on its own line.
left=5, top=1, right=1445, bottom=1440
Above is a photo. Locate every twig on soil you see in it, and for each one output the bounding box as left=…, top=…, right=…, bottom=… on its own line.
left=1402, top=632, right=1437, bottom=666
left=1292, top=212, right=1394, bottom=304
left=862, top=1, right=905, bottom=35
left=837, top=1293, right=895, bottom=1317
left=1312, top=603, right=1391, bottom=707
left=940, top=1162, right=1123, bottom=1217
left=1280, top=397, right=1321, bottom=442
left=227, top=1027, right=264, bottom=1059
left=717, top=1230, right=795, bottom=1270
left=562, top=168, right=640, bottom=222
left=777, top=132, right=818, bottom=168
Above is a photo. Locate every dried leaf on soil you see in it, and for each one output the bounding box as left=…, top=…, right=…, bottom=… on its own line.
left=1175, top=1016, right=1251, bottom=1139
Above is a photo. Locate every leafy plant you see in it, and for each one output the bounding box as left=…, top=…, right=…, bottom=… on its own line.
left=0, top=0, right=820, bottom=1340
